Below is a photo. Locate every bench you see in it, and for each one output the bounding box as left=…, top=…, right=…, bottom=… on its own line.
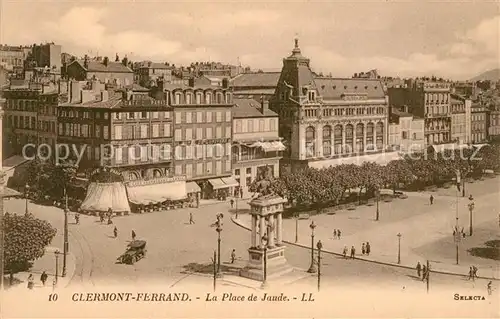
left=298, top=213, right=310, bottom=220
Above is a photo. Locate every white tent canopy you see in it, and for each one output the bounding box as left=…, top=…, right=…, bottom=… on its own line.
left=80, top=182, right=131, bottom=213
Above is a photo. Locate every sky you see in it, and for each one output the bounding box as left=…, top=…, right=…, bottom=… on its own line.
left=1, top=0, right=498, bottom=80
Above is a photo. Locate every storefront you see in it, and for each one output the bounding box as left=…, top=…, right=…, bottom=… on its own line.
left=206, top=176, right=240, bottom=200
left=186, top=181, right=201, bottom=207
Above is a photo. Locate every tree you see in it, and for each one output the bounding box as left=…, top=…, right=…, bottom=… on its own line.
left=52, top=160, right=78, bottom=201
left=121, top=56, right=128, bottom=66
left=3, top=212, right=57, bottom=275
left=103, top=56, right=109, bottom=66
left=384, top=160, right=414, bottom=193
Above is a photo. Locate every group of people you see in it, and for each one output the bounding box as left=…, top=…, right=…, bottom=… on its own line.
left=332, top=229, right=342, bottom=239
left=467, top=265, right=479, bottom=281
left=26, top=271, right=52, bottom=290
left=415, top=262, right=430, bottom=281
left=99, top=209, right=114, bottom=225
left=342, top=243, right=370, bottom=258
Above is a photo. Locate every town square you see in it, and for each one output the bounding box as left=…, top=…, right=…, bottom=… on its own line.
left=0, top=1, right=499, bottom=318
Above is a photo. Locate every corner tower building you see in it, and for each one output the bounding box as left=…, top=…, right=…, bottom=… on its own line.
left=270, top=39, right=390, bottom=172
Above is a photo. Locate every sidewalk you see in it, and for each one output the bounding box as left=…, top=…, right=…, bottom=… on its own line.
left=3, top=245, right=77, bottom=293
left=231, top=190, right=500, bottom=280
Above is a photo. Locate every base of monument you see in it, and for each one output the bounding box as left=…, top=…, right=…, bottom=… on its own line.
left=239, top=245, right=293, bottom=281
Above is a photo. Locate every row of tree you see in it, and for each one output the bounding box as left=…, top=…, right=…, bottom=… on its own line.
left=250, top=145, right=500, bottom=211
left=25, top=159, right=78, bottom=201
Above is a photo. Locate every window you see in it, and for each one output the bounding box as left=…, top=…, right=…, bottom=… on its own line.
left=206, top=144, right=213, bottom=158
left=175, top=112, right=182, bottom=124
left=345, top=124, right=353, bottom=153
left=305, top=126, right=315, bottom=158
left=216, top=161, right=222, bottom=174
left=205, top=93, right=212, bottom=104
left=175, top=164, right=183, bottom=176
left=225, top=93, right=231, bottom=104
left=206, top=127, right=213, bottom=139
left=140, top=125, right=148, bottom=138
left=225, top=111, right=231, bottom=122
left=152, top=124, right=159, bottom=137
left=259, top=119, right=264, bottom=132
left=196, top=145, right=204, bottom=159
left=322, top=125, right=332, bottom=156
left=246, top=167, right=252, bottom=175
left=225, top=160, right=231, bottom=172
left=161, top=144, right=171, bottom=160
left=175, top=93, right=181, bottom=104
left=206, top=161, right=213, bottom=174
left=334, top=125, right=342, bottom=154
left=141, top=145, right=148, bottom=162
left=95, top=125, right=101, bottom=138
left=175, top=129, right=182, bottom=141
left=186, top=93, right=192, bottom=104
left=186, top=112, right=192, bottom=123
left=128, top=112, right=135, bottom=119
left=196, top=127, right=203, bottom=140
left=141, top=111, right=148, bottom=119
left=402, top=131, right=408, bottom=139
left=206, top=112, right=213, bottom=122
left=103, top=126, right=109, bottom=139
left=186, top=164, right=193, bottom=178
left=164, top=111, right=170, bottom=119
left=247, top=120, right=253, bottom=133
left=216, top=127, right=222, bottom=138
left=175, top=146, right=183, bottom=160
left=152, top=112, right=159, bottom=119
left=215, top=144, right=223, bottom=157
left=308, top=90, right=316, bottom=101
left=58, top=123, right=63, bottom=135
left=235, top=120, right=242, bottom=133
left=235, top=169, right=240, bottom=176
left=196, top=163, right=203, bottom=175
left=114, top=125, right=122, bottom=140
left=104, top=112, right=109, bottom=119
left=163, top=123, right=171, bottom=137
left=196, top=92, right=202, bottom=104
left=356, top=123, right=364, bottom=152
left=376, top=122, right=384, bottom=149
left=216, top=112, right=222, bottom=122
left=270, top=119, right=277, bottom=131
left=186, top=145, right=192, bottom=159
left=196, top=112, right=203, bottom=123
left=226, top=143, right=231, bottom=157
left=413, top=133, right=417, bottom=140
left=225, top=125, right=231, bottom=138
left=115, top=147, right=123, bottom=164
left=185, top=128, right=192, bottom=140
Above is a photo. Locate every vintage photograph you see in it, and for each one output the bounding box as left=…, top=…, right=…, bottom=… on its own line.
left=0, top=0, right=499, bottom=317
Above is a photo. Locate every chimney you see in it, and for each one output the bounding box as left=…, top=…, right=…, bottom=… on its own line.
left=188, top=77, right=195, bottom=87
left=70, top=81, right=81, bottom=103
left=260, top=97, right=269, bottom=114
left=222, top=77, right=229, bottom=88
left=101, top=91, right=109, bottom=102
left=126, top=89, right=133, bottom=101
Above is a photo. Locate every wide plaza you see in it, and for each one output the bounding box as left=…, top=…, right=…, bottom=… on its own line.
left=3, top=176, right=499, bottom=296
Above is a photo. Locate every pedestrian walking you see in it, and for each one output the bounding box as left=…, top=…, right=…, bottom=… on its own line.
left=487, top=281, right=492, bottom=296
left=113, top=226, right=118, bottom=238
left=366, top=242, right=371, bottom=256
left=52, top=278, right=57, bottom=291
left=361, top=243, right=366, bottom=255
left=337, top=229, right=341, bottom=239
left=333, top=229, right=337, bottom=239
left=231, top=249, right=236, bottom=264
left=467, top=266, right=474, bottom=280
left=27, top=274, right=34, bottom=289
left=472, top=265, right=478, bottom=279
left=342, top=246, right=347, bottom=258
left=429, top=195, right=434, bottom=205
left=350, top=246, right=356, bottom=259
left=75, top=212, right=80, bottom=224
left=107, top=216, right=113, bottom=225
left=422, top=265, right=427, bottom=281
left=230, top=199, right=234, bottom=208
left=40, top=271, right=48, bottom=286
left=99, top=212, right=104, bottom=223
left=240, top=188, right=243, bottom=199
left=131, top=230, right=136, bottom=241
left=416, top=262, right=422, bottom=278
left=189, top=212, right=195, bottom=224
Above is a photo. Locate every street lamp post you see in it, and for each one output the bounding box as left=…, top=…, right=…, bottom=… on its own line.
left=295, top=213, right=299, bottom=243
left=397, top=233, right=402, bottom=264
left=316, top=240, right=323, bottom=292
left=62, top=186, right=69, bottom=277
left=54, top=250, right=60, bottom=286
left=25, top=184, right=30, bottom=214
left=261, top=234, right=268, bottom=289
left=212, top=250, right=217, bottom=292
left=215, top=213, right=223, bottom=277
left=375, top=189, right=380, bottom=221
left=468, top=196, right=474, bottom=236
left=307, top=221, right=317, bottom=273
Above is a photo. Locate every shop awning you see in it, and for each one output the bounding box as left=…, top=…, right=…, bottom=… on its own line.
left=127, top=180, right=187, bottom=205
left=221, top=176, right=239, bottom=188
left=209, top=178, right=227, bottom=190
left=80, top=182, right=131, bottom=213
left=260, top=141, right=286, bottom=152
left=186, top=181, right=201, bottom=193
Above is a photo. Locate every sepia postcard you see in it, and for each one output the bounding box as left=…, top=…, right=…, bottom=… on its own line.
left=0, top=0, right=499, bottom=317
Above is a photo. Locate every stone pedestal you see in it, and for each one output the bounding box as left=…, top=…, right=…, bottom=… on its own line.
left=240, top=194, right=292, bottom=281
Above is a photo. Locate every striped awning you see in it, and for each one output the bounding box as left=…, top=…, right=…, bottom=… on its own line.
left=127, top=181, right=187, bottom=204
left=260, top=141, right=286, bottom=152
left=209, top=178, right=227, bottom=190
left=221, top=176, right=239, bottom=188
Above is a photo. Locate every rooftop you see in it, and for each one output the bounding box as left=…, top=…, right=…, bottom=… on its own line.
left=231, top=72, right=281, bottom=88
left=70, top=60, right=133, bottom=73
left=232, top=98, right=278, bottom=118
left=391, top=108, right=413, bottom=117
left=313, top=77, right=386, bottom=100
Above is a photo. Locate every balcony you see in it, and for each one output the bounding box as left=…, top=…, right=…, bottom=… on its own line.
left=425, top=113, right=450, bottom=118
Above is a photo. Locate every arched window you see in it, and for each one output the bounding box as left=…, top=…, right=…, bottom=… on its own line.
left=175, top=92, right=182, bottom=104
left=356, top=123, right=364, bottom=152
left=305, top=126, right=315, bottom=158
left=205, top=92, right=212, bottom=104
left=216, top=92, right=223, bottom=104
left=322, top=125, right=332, bottom=156
left=225, top=92, right=231, bottom=104
left=345, top=124, right=354, bottom=154
left=185, top=92, right=192, bottom=104
left=196, top=92, right=202, bottom=104
left=366, top=122, right=374, bottom=150
left=376, top=122, right=384, bottom=150
left=334, top=125, right=342, bottom=154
